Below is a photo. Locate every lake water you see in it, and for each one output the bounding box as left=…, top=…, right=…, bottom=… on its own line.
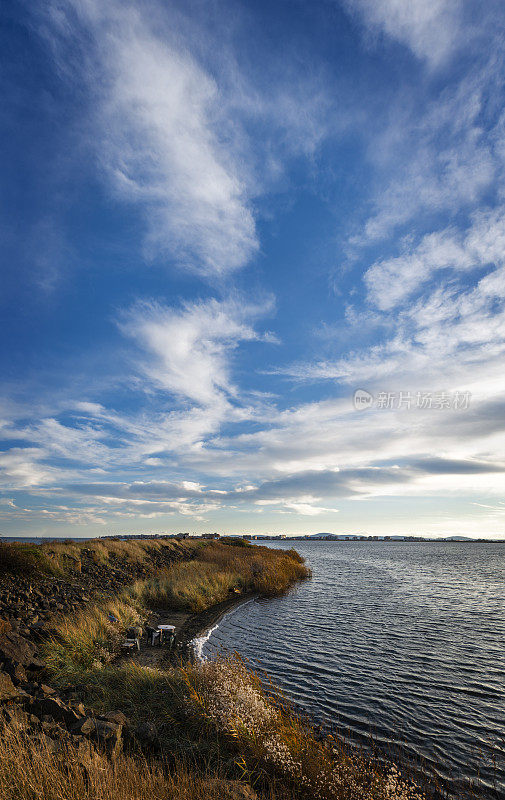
left=201, top=541, right=505, bottom=799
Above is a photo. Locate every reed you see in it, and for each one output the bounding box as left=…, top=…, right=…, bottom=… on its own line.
left=43, top=598, right=143, bottom=683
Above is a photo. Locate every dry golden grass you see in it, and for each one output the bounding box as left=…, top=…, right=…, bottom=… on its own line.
left=0, top=538, right=187, bottom=578
left=43, top=598, right=143, bottom=682
left=128, top=542, right=311, bottom=612
left=0, top=724, right=269, bottom=800
left=36, top=538, right=430, bottom=800
left=0, top=542, right=60, bottom=577
left=34, top=537, right=198, bottom=576
left=42, top=543, right=309, bottom=683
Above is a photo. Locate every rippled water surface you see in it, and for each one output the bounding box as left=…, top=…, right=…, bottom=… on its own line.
left=203, top=541, right=505, bottom=798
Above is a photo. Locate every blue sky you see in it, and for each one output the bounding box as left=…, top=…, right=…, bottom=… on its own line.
left=1, top=0, right=505, bottom=538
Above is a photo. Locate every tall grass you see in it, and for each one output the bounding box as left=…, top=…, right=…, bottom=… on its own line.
left=0, top=542, right=59, bottom=577
left=35, top=542, right=431, bottom=800
left=42, top=543, right=309, bottom=683
left=0, top=537, right=197, bottom=579
left=128, top=542, right=311, bottom=612
left=43, top=599, right=143, bottom=684
left=0, top=724, right=269, bottom=800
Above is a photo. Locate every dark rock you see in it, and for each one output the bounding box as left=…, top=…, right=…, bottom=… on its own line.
left=0, top=670, right=21, bottom=701
left=68, top=701, right=86, bottom=716
left=72, top=717, right=96, bottom=735
left=0, top=631, right=45, bottom=669
left=31, top=696, right=82, bottom=727
left=91, top=719, right=123, bottom=758
left=101, top=710, right=129, bottom=726
left=3, top=661, right=27, bottom=685
left=95, top=719, right=120, bottom=738
left=134, top=720, right=157, bottom=745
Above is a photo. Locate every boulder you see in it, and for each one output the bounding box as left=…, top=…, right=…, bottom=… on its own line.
left=0, top=671, right=21, bottom=702
left=71, top=717, right=96, bottom=735
left=2, top=661, right=27, bottom=685
left=101, top=710, right=129, bottom=726
left=91, top=719, right=123, bottom=758
left=93, top=719, right=122, bottom=740
left=0, top=631, right=45, bottom=669
left=134, top=720, right=157, bottom=745
left=31, top=696, right=82, bottom=727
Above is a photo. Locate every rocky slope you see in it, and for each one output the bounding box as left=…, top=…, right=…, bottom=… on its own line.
left=0, top=541, right=197, bottom=766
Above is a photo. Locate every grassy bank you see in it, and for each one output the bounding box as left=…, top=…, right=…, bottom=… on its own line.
left=1, top=655, right=426, bottom=800
left=42, top=542, right=309, bottom=682
left=0, top=537, right=198, bottom=580
left=127, top=542, right=310, bottom=612
left=0, top=723, right=268, bottom=800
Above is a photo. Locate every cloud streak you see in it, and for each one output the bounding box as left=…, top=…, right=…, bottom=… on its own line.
left=342, top=0, right=465, bottom=67
left=44, top=0, right=258, bottom=277
left=119, top=296, right=273, bottom=406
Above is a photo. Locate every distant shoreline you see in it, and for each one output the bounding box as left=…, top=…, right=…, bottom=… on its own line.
left=2, top=535, right=504, bottom=544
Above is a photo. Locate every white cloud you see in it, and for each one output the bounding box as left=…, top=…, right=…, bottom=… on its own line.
left=359, top=77, right=497, bottom=243
left=0, top=448, right=56, bottom=489
left=44, top=0, right=258, bottom=277
left=119, top=296, right=273, bottom=406
left=365, top=207, right=505, bottom=310
left=40, top=0, right=330, bottom=279
left=343, top=0, right=464, bottom=67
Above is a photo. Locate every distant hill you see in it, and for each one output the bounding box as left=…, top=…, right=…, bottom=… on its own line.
left=305, top=533, right=485, bottom=541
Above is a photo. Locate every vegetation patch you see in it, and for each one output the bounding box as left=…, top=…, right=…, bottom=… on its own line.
left=0, top=542, right=58, bottom=578
left=0, top=724, right=257, bottom=800
left=43, top=599, right=143, bottom=683
left=127, top=542, right=311, bottom=612
left=182, top=655, right=425, bottom=800
left=32, top=541, right=429, bottom=800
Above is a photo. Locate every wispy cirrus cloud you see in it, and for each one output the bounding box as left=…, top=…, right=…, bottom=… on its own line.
left=365, top=207, right=505, bottom=310
left=119, top=296, right=275, bottom=407
left=38, top=0, right=330, bottom=279
left=0, top=295, right=277, bottom=493
left=336, top=1, right=505, bottom=248
left=342, top=0, right=465, bottom=67
left=43, top=0, right=257, bottom=277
